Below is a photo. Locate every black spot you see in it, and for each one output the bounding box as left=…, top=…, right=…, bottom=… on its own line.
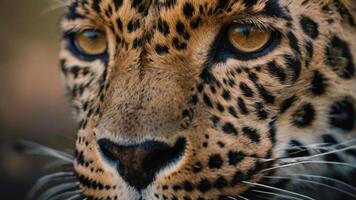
left=158, top=19, right=170, bottom=36
left=197, top=83, right=204, bottom=92
left=172, top=185, right=182, bottom=191
left=133, top=37, right=145, bottom=48
left=329, top=97, right=355, bottom=131
left=208, top=154, right=223, bottom=169
left=231, top=171, right=248, bottom=185
left=286, top=140, right=311, bottom=158
left=157, top=0, right=176, bottom=8
left=280, top=96, right=298, bottom=113
left=211, top=115, right=220, bottom=127
left=155, top=44, right=169, bottom=55
left=237, top=97, right=249, bottom=114
left=216, top=103, right=225, bottom=112
left=263, top=0, right=289, bottom=19
left=222, top=122, right=238, bottom=135
left=300, top=16, right=319, bottom=39
left=292, top=103, right=316, bottom=128
left=254, top=102, right=268, bottom=120
left=325, top=36, right=355, bottom=79
left=228, top=151, right=244, bottom=166
left=310, top=70, right=328, bottom=96
left=222, top=89, right=231, bottom=101
left=114, top=0, right=123, bottom=10
left=305, top=41, right=314, bottom=67
left=203, top=93, right=213, bottom=108
left=322, top=134, right=338, bottom=145
left=92, top=0, right=101, bottom=12
left=198, top=179, right=211, bottom=193
left=192, top=162, right=202, bottom=173
left=214, top=0, right=230, bottom=14
left=127, top=19, right=140, bottom=33
left=239, top=82, right=254, bottom=97
left=267, top=61, right=287, bottom=82
left=242, top=127, right=260, bottom=143
left=176, top=21, right=190, bottom=40
left=191, top=95, right=198, bottom=105
left=214, top=177, right=228, bottom=189
left=116, top=18, right=123, bottom=31
left=255, top=84, right=275, bottom=104
left=183, top=2, right=195, bottom=18
left=131, top=0, right=149, bottom=15
left=183, top=181, right=194, bottom=192
left=190, top=17, right=202, bottom=29
left=172, top=37, right=187, bottom=50
left=227, top=106, right=238, bottom=118
left=284, top=54, right=302, bottom=82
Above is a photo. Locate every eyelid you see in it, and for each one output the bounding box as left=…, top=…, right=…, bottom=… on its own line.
left=63, top=27, right=104, bottom=39
left=232, top=16, right=278, bottom=32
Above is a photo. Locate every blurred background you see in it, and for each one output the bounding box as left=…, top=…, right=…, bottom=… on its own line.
left=0, top=0, right=77, bottom=199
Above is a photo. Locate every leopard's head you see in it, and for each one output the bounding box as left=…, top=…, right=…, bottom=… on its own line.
left=45, top=0, right=356, bottom=199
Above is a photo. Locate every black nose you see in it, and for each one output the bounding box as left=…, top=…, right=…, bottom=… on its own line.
left=98, top=137, right=186, bottom=190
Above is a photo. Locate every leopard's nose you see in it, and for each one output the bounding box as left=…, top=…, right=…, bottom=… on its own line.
left=98, top=138, right=186, bottom=191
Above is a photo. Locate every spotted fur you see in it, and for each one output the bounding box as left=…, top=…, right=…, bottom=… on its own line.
left=33, top=0, right=356, bottom=199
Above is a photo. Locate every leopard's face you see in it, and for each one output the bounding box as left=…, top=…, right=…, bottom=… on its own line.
left=58, top=0, right=356, bottom=199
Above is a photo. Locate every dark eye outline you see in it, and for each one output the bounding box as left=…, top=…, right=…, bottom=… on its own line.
left=65, top=29, right=108, bottom=62
left=211, top=22, right=281, bottom=62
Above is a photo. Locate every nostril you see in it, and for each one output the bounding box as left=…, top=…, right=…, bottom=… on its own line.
left=97, top=137, right=187, bottom=191
left=98, top=139, right=121, bottom=163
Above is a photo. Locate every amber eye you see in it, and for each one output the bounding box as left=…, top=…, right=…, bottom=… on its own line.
left=73, top=30, right=107, bottom=56
left=228, top=24, right=274, bottom=54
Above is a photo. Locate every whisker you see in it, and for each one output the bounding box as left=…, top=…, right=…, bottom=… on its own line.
left=67, top=194, right=82, bottom=200
left=288, top=144, right=356, bottom=161
left=51, top=190, right=81, bottom=200
left=274, top=137, right=356, bottom=153
left=28, top=171, right=76, bottom=199
left=236, top=195, right=250, bottom=200
left=275, top=143, right=329, bottom=152
left=264, top=176, right=356, bottom=199
left=242, top=181, right=315, bottom=200
left=262, top=143, right=356, bottom=163
left=18, top=140, right=74, bottom=163
left=37, top=182, right=80, bottom=200
left=251, top=189, right=304, bottom=200
left=289, top=174, right=356, bottom=194
left=260, top=160, right=356, bottom=173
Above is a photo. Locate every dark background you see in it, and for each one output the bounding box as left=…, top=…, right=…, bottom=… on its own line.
left=0, top=1, right=77, bottom=199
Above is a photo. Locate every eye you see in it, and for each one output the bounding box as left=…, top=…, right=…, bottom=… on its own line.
left=72, top=29, right=107, bottom=56
left=226, top=23, right=280, bottom=59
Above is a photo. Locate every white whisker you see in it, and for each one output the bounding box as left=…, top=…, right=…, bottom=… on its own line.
left=264, top=176, right=356, bottom=199
left=260, top=160, right=356, bottom=173
left=293, top=144, right=356, bottom=161
left=37, top=182, right=80, bottom=200
left=28, top=171, right=76, bottom=199
left=242, top=181, right=315, bottom=200
left=236, top=195, right=250, bottom=200
left=289, top=174, right=356, bottom=193
left=67, top=194, right=82, bottom=200
left=51, top=190, right=81, bottom=200
left=251, top=189, right=304, bottom=200
left=19, top=140, right=74, bottom=163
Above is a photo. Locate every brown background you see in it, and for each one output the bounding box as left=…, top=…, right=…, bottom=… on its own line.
left=0, top=1, right=77, bottom=199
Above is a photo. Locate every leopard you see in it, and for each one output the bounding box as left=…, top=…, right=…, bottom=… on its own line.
left=30, top=0, right=356, bottom=199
